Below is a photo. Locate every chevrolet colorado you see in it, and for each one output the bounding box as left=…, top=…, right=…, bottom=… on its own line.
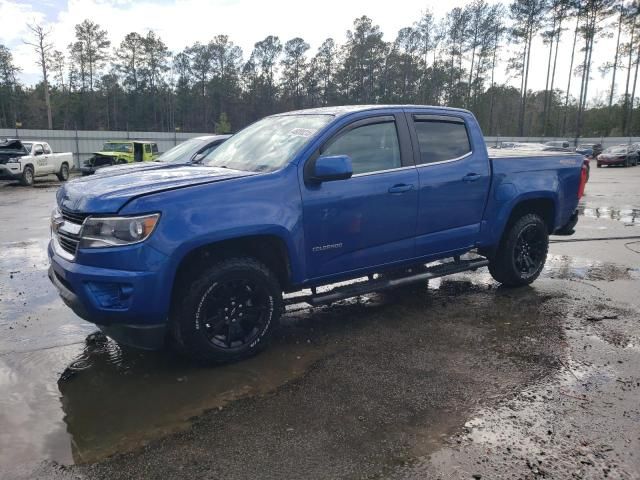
left=48, top=105, right=587, bottom=363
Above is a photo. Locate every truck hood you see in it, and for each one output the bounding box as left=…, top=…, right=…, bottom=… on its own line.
left=57, top=166, right=254, bottom=213
left=93, top=151, right=126, bottom=157
left=0, top=139, right=27, bottom=162
left=92, top=161, right=172, bottom=177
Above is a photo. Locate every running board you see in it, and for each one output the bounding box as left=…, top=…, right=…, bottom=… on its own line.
left=288, top=257, right=490, bottom=307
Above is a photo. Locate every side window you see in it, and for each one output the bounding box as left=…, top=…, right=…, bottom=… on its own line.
left=144, top=144, right=152, bottom=153
left=43, top=143, right=52, bottom=154
left=34, top=144, right=44, bottom=155
left=413, top=119, right=471, bottom=165
left=323, top=121, right=401, bottom=175
left=151, top=143, right=158, bottom=154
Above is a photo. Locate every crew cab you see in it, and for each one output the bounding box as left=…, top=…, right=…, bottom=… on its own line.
left=48, top=106, right=587, bottom=363
left=0, top=139, right=73, bottom=186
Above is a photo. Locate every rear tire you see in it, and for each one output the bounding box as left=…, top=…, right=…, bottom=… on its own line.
left=171, top=257, right=283, bottom=364
left=20, top=165, right=34, bottom=186
left=56, top=162, right=70, bottom=182
left=597, top=163, right=602, bottom=168
left=488, top=213, right=549, bottom=287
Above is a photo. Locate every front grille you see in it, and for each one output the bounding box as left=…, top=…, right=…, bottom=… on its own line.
left=57, top=208, right=88, bottom=256
left=61, top=208, right=89, bottom=225
left=58, top=231, right=80, bottom=255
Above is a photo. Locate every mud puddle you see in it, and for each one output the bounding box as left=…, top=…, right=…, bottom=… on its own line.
left=1, top=329, right=330, bottom=478
left=543, top=254, right=640, bottom=281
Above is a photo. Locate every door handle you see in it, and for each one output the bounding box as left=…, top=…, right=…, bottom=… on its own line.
left=462, top=173, right=482, bottom=182
left=388, top=184, right=414, bottom=194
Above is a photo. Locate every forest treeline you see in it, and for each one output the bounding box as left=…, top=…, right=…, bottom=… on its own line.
left=1, top=0, right=640, bottom=138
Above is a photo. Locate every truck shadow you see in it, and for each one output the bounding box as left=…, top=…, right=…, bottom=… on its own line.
left=56, top=277, right=568, bottom=466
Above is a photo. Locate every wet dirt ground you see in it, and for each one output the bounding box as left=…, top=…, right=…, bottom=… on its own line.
left=1, top=166, right=639, bottom=479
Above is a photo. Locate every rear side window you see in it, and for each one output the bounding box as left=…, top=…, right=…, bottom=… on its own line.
left=413, top=119, right=471, bottom=164
left=43, top=143, right=52, bottom=154
left=323, top=121, right=401, bottom=175
left=151, top=143, right=158, bottom=154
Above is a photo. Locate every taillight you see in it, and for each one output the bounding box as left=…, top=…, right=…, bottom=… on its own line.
left=577, top=164, right=588, bottom=199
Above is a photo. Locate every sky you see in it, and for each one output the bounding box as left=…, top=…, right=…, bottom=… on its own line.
left=0, top=0, right=626, bottom=105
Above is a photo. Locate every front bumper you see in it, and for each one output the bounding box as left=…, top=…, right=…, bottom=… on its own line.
left=0, top=163, right=22, bottom=180
left=554, top=209, right=579, bottom=236
left=47, top=241, right=170, bottom=350
left=597, top=158, right=625, bottom=165
left=80, top=165, right=98, bottom=175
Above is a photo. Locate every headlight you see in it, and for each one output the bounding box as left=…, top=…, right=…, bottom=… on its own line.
left=79, top=213, right=160, bottom=248
left=7, top=157, right=20, bottom=163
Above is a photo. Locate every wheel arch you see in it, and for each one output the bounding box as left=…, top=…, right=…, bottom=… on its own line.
left=506, top=197, right=556, bottom=233
left=481, top=193, right=557, bottom=258
left=169, top=233, right=295, bottom=305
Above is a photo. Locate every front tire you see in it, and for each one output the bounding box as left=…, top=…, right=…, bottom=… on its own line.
left=488, top=213, right=549, bottom=287
left=171, top=257, right=283, bottom=364
left=20, top=165, right=34, bottom=186
left=56, top=162, right=70, bottom=182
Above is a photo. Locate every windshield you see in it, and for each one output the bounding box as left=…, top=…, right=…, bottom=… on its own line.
left=604, top=146, right=627, bottom=154
left=204, top=114, right=333, bottom=172
left=103, top=142, right=132, bottom=153
left=21, top=142, right=32, bottom=153
left=155, top=138, right=207, bottom=163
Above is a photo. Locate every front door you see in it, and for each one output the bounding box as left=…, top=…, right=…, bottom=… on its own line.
left=301, top=115, right=419, bottom=281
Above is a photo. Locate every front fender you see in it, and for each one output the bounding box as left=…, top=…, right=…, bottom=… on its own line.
left=165, top=224, right=302, bottom=284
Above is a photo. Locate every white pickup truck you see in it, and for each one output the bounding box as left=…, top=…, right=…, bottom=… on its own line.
left=0, top=139, right=73, bottom=186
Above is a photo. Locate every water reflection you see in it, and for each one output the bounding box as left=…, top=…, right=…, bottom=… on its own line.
left=578, top=205, right=640, bottom=224
left=57, top=330, right=326, bottom=463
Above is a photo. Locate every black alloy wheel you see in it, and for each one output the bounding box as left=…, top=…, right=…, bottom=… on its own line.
left=513, top=224, right=547, bottom=278
left=198, top=278, right=271, bottom=350
left=171, top=257, right=282, bottom=364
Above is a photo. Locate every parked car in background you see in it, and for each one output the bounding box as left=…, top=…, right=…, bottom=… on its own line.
left=576, top=143, right=603, bottom=158
left=48, top=105, right=586, bottom=363
left=597, top=145, right=639, bottom=168
left=81, top=140, right=159, bottom=175
left=0, top=139, right=73, bottom=186
left=93, top=135, right=231, bottom=177
left=544, top=140, right=571, bottom=149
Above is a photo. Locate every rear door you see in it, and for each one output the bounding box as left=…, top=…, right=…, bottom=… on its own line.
left=301, top=113, right=419, bottom=281
left=406, top=111, right=491, bottom=256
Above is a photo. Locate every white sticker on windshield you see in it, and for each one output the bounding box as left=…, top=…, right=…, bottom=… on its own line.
left=290, top=128, right=315, bottom=137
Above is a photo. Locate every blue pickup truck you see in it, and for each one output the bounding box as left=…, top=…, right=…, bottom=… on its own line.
left=48, top=105, right=587, bottom=363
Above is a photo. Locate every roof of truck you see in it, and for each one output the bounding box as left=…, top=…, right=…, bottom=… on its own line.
left=274, top=105, right=472, bottom=118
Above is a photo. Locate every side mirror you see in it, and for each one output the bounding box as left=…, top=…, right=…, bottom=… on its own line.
left=34, top=148, right=43, bottom=156
left=310, top=155, right=353, bottom=183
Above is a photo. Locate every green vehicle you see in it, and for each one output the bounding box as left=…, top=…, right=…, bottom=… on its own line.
left=81, top=140, right=159, bottom=175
